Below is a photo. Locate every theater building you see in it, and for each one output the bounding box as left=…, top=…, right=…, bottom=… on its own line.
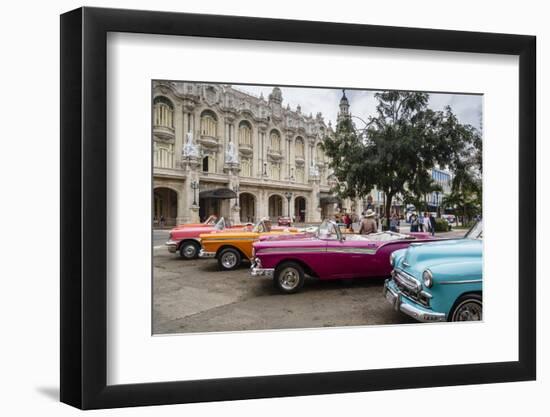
left=153, top=81, right=361, bottom=226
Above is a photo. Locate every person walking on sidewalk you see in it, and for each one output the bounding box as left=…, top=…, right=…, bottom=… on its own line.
left=359, top=209, right=377, bottom=235
left=429, top=213, right=436, bottom=236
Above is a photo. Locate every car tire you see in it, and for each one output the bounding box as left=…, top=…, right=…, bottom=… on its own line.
left=274, top=262, right=305, bottom=294
left=217, top=247, right=241, bottom=271
left=448, top=293, right=482, bottom=322
left=179, top=241, right=199, bottom=260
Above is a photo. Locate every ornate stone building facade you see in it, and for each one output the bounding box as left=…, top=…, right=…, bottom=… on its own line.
left=153, top=81, right=356, bottom=226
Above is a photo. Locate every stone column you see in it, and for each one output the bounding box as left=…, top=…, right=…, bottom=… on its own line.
left=224, top=162, right=241, bottom=225
left=176, top=184, right=187, bottom=225
left=173, top=103, right=184, bottom=166
left=308, top=176, right=322, bottom=223
left=182, top=157, right=201, bottom=223
left=289, top=194, right=295, bottom=221
left=258, top=189, right=268, bottom=219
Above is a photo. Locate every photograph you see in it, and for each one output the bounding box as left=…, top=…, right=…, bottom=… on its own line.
left=152, top=81, right=483, bottom=334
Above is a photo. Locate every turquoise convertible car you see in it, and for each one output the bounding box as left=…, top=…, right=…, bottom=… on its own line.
left=384, top=221, right=482, bottom=322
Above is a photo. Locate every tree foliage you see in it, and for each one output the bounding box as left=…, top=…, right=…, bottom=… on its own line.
left=322, top=91, right=482, bottom=218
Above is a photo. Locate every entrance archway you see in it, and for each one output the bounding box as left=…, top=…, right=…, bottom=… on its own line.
left=268, top=194, right=283, bottom=219
left=153, top=187, right=178, bottom=227
left=239, top=193, right=255, bottom=223
left=294, top=196, right=306, bottom=223
left=199, top=198, right=220, bottom=222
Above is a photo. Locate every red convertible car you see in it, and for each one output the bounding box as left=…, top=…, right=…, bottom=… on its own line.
left=251, top=220, right=435, bottom=293
left=173, top=215, right=218, bottom=229
left=165, top=217, right=252, bottom=259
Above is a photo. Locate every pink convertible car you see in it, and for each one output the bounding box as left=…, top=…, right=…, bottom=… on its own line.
left=251, top=220, right=435, bottom=294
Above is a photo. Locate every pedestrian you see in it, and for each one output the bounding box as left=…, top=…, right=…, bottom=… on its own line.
left=389, top=212, right=399, bottom=232
left=359, top=209, right=377, bottom=235
left=418, top=212, right=424, bottom=232
left=429, top=213, right=436, bottom=236
left=345, top=212, right=352, bottom=230
left=423, top=212, right=430, bottom=233
left=410, top=212, right=418, bottom=232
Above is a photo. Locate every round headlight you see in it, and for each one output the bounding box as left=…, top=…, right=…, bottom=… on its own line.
left=422, top=269, right=433, bottom=288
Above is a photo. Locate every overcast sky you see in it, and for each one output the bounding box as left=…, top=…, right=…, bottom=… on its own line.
left=235, top=84, right=482, bottom=132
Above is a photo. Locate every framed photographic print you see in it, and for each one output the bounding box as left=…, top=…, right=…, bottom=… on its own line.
left=60, top=6, right=536, bottom=409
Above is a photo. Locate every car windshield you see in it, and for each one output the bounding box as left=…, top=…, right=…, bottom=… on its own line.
left=316, top=220, right=341, bottom=240
left=253, top=219, right=272, bottom=233
left=204, top=215, right=217, bottom=225
left=465, top=220, right=483, bottom=239
left=213, top=217, right=226, bottom=231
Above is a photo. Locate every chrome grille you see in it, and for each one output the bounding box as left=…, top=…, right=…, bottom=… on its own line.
left=393, top=269, right=430, bottom=306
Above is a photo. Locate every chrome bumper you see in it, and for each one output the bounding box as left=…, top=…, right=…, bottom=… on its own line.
left=165, top=240, right=178, bottom=253
left=384, top=280, right=446, bottom=322
left=199, top=249, right=216, bottom=259
left=250, top=258, right=274, bottom=277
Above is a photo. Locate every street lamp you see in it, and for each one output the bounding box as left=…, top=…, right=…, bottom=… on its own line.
left=284, top=191, right=293, bottom=218
left=191, top=180, right=199, bottom=206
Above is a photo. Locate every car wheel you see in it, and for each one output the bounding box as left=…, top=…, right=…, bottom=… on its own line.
left=217, top=247, right=241, bottom=270
left=179, top=241, right=199, bottom=260
left=449, top=293, right=482, bottom=322
left=274, top=262, right=305, bottom=294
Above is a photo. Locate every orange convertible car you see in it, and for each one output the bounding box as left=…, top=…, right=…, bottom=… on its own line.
left=199, top=219, right=299, bottom=270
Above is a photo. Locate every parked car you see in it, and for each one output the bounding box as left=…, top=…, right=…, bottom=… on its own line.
left=384, top=221, right=482, bottom=322
left=165, top=217, right=251, bottom=259
left=277, top=216, right=292, bottom=226
left=441, top=214, right=456, bottom=224
left=251, top=220, right=434, bottom=294
left=199, top=219, right=299, bottom=270
left=172, top=215, right=219, bottom=229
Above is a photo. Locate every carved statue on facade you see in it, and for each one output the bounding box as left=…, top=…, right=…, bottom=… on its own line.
left=225, top=138, right=239, bottom=164
left=182, top=131, right=200, bottom=158
left=309, top=158, right=320, bottom=178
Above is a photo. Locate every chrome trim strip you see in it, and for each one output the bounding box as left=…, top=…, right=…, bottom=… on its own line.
left=198, top=250, right=216, bottom=258
left=384, top=281, right=446, bottom=322
left=439, top=279, right=482, bottom=285
left=393, top=268, right=422, bottom=292
left=201, top=237, right=257, bottom=242
left=250, top=267, right=274, bottom=277
left=258, top=247, right=377, bottom=255
left=259, top=247, right=326, bottom=254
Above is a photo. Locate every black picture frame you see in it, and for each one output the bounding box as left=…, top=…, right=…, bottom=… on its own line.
left=60, top=6, right=536, bottom=410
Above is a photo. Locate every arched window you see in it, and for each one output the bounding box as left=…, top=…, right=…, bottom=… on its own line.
left=270, top=162, right=281, bottom=180
left=238, top=121, right=253, bottom=146
left=202, top=154, right=217, bottom=173
left=270, top=130, right=281, bottom=152
left=316, top=143, right=324, bottom=162
left=153, top=142, right=174, bottom=168
left=241, top=158, right=251, bottom=177
left=295, top=166, right=305, bottom=183
left=200, top=110, right=218, bottom=137
left=153, top=96, right=174, bottom=129
left=295, top=137, right=305, bottom=158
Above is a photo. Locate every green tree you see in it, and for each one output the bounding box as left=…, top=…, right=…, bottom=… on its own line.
left=323, top=91, right=482, bottom=219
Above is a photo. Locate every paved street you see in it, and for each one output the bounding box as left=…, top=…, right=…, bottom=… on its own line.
left=152, top=227, right=467, bottom=334
left=153, top=250, right=414, bottom=334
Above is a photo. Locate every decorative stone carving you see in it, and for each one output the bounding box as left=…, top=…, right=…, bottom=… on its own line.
left=309, top=158, right=320, bottom=178
left=225, top=138, right=239, bottom=164
left=182, top=132, right=200, bottom=158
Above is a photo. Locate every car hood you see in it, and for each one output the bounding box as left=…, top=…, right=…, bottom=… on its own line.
left=398, top=238, right=482, bottom=278
left=200, top=231, right=258, bottom=239
left=171, top=225, right=215, bottom=238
